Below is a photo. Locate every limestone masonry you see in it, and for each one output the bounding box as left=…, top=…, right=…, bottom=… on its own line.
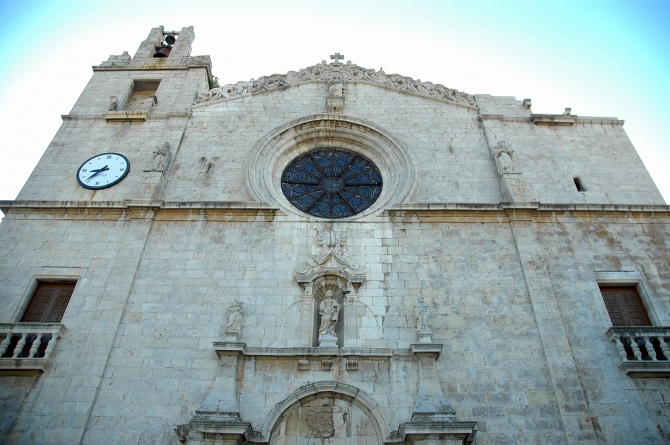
left=1, top=26, right=669, bottom=445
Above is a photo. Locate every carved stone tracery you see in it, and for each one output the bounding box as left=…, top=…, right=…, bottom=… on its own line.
left=193, top=61, right=477, bottom=108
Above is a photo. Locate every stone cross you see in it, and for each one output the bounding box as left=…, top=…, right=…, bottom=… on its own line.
left=330, top=53, right=345, bottom=64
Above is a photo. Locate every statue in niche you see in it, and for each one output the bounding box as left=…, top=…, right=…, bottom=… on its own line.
left=148, top=142, right=172, bottom=172
left=225, top=300, right=244, bottom=332
left=415, top=296, right=433, bottom=343
left=318, top=291, right=339, bottom=337
left=494, top=140, right=515, bottom=173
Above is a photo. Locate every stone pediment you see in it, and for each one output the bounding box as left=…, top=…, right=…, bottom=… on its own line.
left=193, top=61, right=477, bottom=108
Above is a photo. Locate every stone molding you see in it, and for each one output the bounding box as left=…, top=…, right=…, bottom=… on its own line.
left=243, top=114, right=417, bottom=220
left=62, top=112, right=191, bottom=122
left=4, top=200, right=670, bottom=224
left=94, top=56, right=213, bottom=82
left=531, top=113, right=577, bottom=126
left=213, top=342, right=394, bottom=358
left=102, top=110, right=150, bottom=122
left=387, top=202, right=670, bottom=222
left=192, top=61, right=477, bottom=109
left=0, top=200, right=278, bottom=222
left=479, top=114, right=624, bottom=126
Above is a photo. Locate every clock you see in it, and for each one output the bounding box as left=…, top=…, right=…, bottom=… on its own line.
left=76, top=153, right=130, bottom=189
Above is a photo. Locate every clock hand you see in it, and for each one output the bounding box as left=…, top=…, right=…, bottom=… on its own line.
left=86, top=165, right=109, bottom=181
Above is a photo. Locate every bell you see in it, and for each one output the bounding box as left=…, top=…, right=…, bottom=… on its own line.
left=165, top=35, right=176, bottom=45
left=153, top=46, right=172, bottom=58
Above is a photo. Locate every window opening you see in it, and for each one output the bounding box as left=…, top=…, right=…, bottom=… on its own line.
left=21, top=282, right=76, bottom=323
left=574, top=176, right=586, bottom=192
left=153, top=34, right=176, bottom=58
left=281, top=149, right=383, bottom=219
left=600, top=286, right=651, bottom=326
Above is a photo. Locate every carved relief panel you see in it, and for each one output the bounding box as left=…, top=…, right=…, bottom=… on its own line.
left=270, top=397, right=381, bottom=445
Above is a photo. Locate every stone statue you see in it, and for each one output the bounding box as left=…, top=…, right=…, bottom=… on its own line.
left=415, top=297, right=433, bottom=343
left=151, top=142, right=171, bottom=172
left=318, top=291, right=339, bottom=336
left=495, top=140, right=515, bottom=173
left=108, top=96, right=118, bottom=111
left=417, top=307, right=431, bottom=332
left=328, top=82, right=344, bottom=97
left=225, top=300, right=244, bottom=332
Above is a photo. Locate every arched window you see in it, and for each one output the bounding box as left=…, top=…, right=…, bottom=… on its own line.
left=573, top=176, right=586, bottom=192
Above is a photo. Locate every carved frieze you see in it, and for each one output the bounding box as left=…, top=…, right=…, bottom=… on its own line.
left=194, top=61, right=477, bottom=107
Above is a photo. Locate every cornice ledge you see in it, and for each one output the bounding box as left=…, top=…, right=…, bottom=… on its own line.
left=478, top=114, right=530, bottom=123
left=531, top=113, right=577, bottom=126
left=575, top=116, right=624, bottom=126
left=0, top=200, right=279, bottom=215
left=62, top=112, right=191, bottom=122
left=388, top=203, right=506, bottom=212
left=192, top=61, right=477, bottom=109
left=387, top=202, right=670, bottom=215
left=212, top=342, right=395, bottom=358
left=161, top=201, right=275, bottom=210
left=0, top=200, right=128, bottom=214
left=536, top=203, right=670, bottom=214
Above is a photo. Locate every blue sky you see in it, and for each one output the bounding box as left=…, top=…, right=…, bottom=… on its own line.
left=0, top=0, right=669, bottom=201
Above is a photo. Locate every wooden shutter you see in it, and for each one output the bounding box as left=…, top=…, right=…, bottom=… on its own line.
left=600, top=286, right=651, bottom=326
left=21, top=282, right=75, bottom=323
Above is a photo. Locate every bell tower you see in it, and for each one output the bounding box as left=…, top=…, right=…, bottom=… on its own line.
left=15, top=27, right=213, bottom=203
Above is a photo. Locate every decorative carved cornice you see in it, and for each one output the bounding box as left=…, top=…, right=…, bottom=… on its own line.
left=193, top=62, right=477, bottom=108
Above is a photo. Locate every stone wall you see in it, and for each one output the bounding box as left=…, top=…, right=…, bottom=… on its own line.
left=2, top=206, right=669, bottom=443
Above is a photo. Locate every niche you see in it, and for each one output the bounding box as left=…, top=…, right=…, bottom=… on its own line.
left=312, top=276, right=347, bottom=348
left=125, top=79, right=160, bottom=111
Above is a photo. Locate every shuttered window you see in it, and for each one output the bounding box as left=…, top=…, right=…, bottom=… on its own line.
left=21, top=282, right=75, bottom=323
left=600, top=286, right=651, bottom=326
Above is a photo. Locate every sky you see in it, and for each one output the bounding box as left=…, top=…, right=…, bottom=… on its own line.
left=0, top=0, right=669, bottom=203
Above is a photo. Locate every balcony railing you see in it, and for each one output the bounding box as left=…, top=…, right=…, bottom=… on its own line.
left=606, top=327, right=670, bottom=377
left=0, top=323, right=67, bottom=375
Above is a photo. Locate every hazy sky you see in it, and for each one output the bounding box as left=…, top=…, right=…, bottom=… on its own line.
left=1, top=0, right=669, bottom=202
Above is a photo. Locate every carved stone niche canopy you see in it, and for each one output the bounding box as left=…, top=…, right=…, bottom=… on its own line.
left=294, top=229, right=366, bottom=348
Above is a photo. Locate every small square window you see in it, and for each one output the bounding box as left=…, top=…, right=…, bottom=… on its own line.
left=21, top=282, right=76, bottom=323
left=600, top=286, right=651, bottom=326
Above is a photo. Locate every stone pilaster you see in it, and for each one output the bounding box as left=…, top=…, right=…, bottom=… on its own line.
left=507, top=209, right=598, bottom=444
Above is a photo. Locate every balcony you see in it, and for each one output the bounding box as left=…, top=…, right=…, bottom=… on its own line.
left=0, top=323, right=67, bottom=375
left=606, top=327, right=670, bottom=377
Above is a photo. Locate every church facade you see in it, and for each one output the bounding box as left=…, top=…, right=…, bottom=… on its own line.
left=1, top=26, right=670, bottom=444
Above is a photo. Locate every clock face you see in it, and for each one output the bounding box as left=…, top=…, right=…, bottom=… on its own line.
left=76, top=153, right=130, bottom=190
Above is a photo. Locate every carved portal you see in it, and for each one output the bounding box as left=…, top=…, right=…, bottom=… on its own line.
left=270, top=397, right=380, bottom=445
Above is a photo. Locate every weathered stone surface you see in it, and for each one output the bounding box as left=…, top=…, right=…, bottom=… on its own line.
left=1, top=25, right=669, bottom=445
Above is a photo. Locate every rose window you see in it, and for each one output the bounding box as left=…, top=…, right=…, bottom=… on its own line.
left=281, top=149, right=383, bottom=218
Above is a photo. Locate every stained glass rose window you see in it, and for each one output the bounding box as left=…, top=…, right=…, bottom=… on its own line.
left=281, top=149, right=383, bottom=218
